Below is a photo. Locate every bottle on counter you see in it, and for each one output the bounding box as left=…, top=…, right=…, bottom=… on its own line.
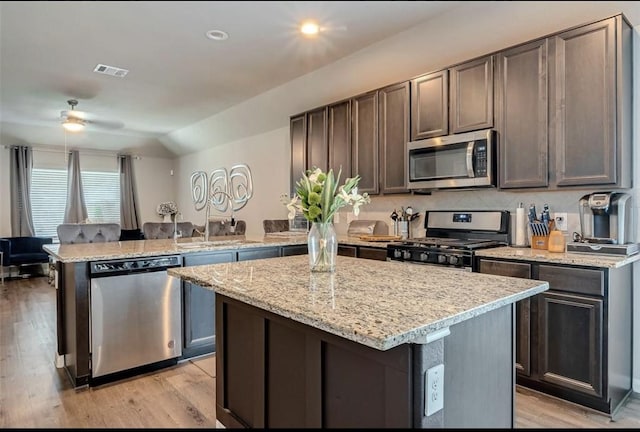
left=548, top=229, right=566, bottom=253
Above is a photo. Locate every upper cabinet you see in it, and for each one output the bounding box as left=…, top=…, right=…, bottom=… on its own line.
left=379, top=81, right=410, bottom=194
left=550, top=16, right=631, bottom=188
left=410, top=70, right=448, bottom=140
left=496, top=39, right=549, bottom=189
left=306, top=107, right=328, bottom=173
left=449, top=55, right=494, bottom=134
left=289, top=114, right=306, bottom=195
left=410, top=55, right=494, bottom=141
left=351, top=91, right=379, bottom=195
left=497, top=15, right=632, bottom=190
left=328, top=100, right=352, bottom=180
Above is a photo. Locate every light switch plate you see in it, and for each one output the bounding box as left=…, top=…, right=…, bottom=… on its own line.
left=425, top=363, right=444, bottom=416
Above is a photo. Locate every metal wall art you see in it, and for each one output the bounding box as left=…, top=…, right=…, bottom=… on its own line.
left=190, top=163, right=253, bottom=212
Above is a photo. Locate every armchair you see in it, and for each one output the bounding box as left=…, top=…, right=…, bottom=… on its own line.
left=0, top=236, right=53, bottom=282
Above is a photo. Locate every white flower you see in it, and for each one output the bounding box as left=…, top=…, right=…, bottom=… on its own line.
left=307, top=167, right=322, bottom=184
left=286, top=196, right=300, bottom=219
left=157, top=201, right=178, bottom=216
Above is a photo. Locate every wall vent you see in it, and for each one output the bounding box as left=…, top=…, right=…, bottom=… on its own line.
left=93, top=64, right=129, bottom=78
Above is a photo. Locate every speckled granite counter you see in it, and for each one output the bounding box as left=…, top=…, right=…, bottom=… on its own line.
left=168, top=254, right=548, bottom=351
left=42, top=233, right=389, bottom=263
left=475, top=246, right=640, bottom=268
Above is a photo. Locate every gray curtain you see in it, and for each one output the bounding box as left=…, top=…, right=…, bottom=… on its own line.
left=119, top=155, right=141, bottom=230
left=9, top=145, right=35, bottom=236
left=64, top=150, right=88, bottom=223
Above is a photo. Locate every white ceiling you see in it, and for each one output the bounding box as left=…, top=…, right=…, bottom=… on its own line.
left=0, top=1, right=463, bottom=158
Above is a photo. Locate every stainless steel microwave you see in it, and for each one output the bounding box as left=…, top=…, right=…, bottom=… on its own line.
left=407, top=129, right=496, bottom=191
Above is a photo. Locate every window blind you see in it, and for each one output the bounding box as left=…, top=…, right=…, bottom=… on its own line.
left=31, top=168, right=120, bottom=241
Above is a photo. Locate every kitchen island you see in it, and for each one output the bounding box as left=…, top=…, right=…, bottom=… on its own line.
left=43, top=234, right=390, bottom=388
left=168, top=254, right=549, bottom=428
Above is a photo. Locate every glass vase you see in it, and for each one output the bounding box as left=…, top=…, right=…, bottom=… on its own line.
left=307, top=222, right=338, bottom=273
left=163, top=214, right=172, bottom=223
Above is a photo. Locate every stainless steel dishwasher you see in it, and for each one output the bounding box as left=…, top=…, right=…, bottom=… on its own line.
left=89, top=255, right=182, bottom=378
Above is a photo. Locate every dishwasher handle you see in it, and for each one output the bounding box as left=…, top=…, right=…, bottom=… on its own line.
left=90, top=255, right=181, bottom=276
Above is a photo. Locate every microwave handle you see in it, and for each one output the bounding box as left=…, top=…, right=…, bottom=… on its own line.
left=466, top=141, right=475, bottom=178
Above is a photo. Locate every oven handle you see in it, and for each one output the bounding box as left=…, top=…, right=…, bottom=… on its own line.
left=466, top=141, right=475, bottom=178
left=387, top=257, right=472, bottom=272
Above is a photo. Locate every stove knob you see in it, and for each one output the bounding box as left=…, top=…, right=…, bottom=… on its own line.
left=394, top=249, right=402, bottom=259
left=448, top=255, right=459, bottom=266
left=419, top=252, right=429, bottom=262
left=437, top=254, right=447, bottom=264
left=402, top=250, right=412, bottom=260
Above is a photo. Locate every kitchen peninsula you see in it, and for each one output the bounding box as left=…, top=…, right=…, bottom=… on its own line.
left=168, top=255, right=548, bottom=428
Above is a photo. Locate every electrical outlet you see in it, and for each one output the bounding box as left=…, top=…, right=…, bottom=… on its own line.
left=553, top=212, right=568, bottom=231
left=425, top=364, right=444, bottom=416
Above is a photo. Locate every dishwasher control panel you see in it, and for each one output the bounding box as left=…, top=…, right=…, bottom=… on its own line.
left=91, top=255, right=181, bottom=275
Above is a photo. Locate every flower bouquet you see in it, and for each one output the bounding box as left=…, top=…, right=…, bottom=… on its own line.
left=157, top=201, right=178, bottom=222
left=286, top=167, right=370, bottom=272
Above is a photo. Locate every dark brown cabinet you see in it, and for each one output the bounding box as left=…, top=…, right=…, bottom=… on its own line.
left=410, top=70, right=448, bottom=140
left=290, top=114, right=306, bottom=195
left=449, top=55, right=494, bottom=134
left=306, top=107, right=328, bottom=172
left=476, top=256, right=632, bottom=415
left=497, top=15, right=632, bottom=190
left=182, top=251, right=235, bottom=358
left=351, top=91, right=379, bottom=195
left=328, top=100, right=351, bottom=179
left=550, top=16, right=631, bottom=188
left=378, top=82, right=409, bottom=194
left=477, top=259, right=532, bottom=376
left=496, top=39, right=549, bottom=189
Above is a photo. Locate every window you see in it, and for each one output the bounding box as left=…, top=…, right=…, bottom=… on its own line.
left=31, top=168, right=120, bottom=241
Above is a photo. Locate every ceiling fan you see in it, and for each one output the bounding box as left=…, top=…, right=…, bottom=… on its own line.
left=60, top=99, right=124, bottom=132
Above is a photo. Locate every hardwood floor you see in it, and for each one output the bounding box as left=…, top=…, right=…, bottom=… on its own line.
left=1, top=276, right=639, bottom=428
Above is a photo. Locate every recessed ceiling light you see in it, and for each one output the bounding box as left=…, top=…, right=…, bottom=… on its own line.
left=206, top=29, right=229, bottom=41
left=300, top=20, right=320, bottom=37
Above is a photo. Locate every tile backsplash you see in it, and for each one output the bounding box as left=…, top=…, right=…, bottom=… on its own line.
left=335, top=188, right=638, bottom=245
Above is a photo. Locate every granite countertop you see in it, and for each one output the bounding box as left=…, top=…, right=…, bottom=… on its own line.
left=42, top=233, right=391, bottom=263
left=476, top=246, right=640, bottom=268
left=168, top=255, right=548, bottom=351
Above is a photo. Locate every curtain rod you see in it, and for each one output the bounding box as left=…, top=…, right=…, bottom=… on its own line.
left=3, top=145, right=141, bottom=159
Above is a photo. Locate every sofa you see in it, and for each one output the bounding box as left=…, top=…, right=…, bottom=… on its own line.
left=0, top=236, right=53, bottom=281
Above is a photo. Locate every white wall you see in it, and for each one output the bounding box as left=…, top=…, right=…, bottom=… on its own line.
left=169, top=1, right=640, bottom=390
left=0, top=146, right=10, bottom=237
left=133, top=156, right=177, bottom=225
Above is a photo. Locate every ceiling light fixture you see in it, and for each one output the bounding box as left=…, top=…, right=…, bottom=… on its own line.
left=300, top=20, right=320, bottom=37
left=206, top=29, right=229, bottom=41
left=62, top=116, right=85, bottom=132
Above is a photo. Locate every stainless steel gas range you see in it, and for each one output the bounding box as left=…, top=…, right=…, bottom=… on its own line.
left=386, top=210, right=510, bottom=270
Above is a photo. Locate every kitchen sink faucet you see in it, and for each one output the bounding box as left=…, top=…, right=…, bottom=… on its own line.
left=204, top=190, right=236, bottom=242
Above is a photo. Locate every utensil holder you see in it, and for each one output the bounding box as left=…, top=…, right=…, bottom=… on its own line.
left=529, top=220, right=555, bottom=250
left=398, top=221, right=409, bottom=240
left=531, top=235, right=550, bottom=250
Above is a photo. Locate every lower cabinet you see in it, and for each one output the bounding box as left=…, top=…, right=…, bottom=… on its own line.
left=237, top=247, right=280, bottom=261
left=281, top=244, right=308, bottom=256
left=182, top=251, right=235, bottom=359
left=338, top=244, right=387, bottom=261
left=476, top=257, right=632, bottom=415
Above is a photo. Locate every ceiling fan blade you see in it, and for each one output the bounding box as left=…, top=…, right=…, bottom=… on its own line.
left=85, top=118, right=125, bottom=130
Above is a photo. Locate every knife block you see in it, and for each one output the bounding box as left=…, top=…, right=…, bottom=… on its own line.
left=530, top=220, right=555, bottom=250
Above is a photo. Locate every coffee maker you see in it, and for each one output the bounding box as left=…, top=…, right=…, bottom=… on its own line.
left=568, top=192, right=638, bottom=256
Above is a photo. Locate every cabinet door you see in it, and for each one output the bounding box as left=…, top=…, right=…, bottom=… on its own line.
left=281, top=244, right=308, bottom=257
left=496, top=39, right=549, bottom=188
left=477, top=259, right=532, bottom=376
left=450, top=55, right=494, bottom=133
left=337, top=245, right=357, bottom=257
left=351, top=91, right=379, bottom=195
left=410, top=70, right=448, bottom=140
left=357, top=247, right=387, bottom=261
left=537, top=292, right=603, bottom=398
left=550, top=18, right=616, bottom=186
left=328, top=100, right=351, bottom=179
left=307, top=107, right=328, bottom=172
left=379, top=82, right=410, bottom=194
left=290, top=114, right=307, bottom=195
left=183, top=251, right=235, bottom=357
left=237, top=247, right=280, bottom=261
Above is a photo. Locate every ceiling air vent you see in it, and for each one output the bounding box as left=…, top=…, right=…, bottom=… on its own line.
left=93, top=64, right=129, bottom=78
